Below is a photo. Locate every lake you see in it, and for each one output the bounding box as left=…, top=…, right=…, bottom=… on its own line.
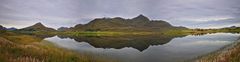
left=44, top=33, right=240, bottom=62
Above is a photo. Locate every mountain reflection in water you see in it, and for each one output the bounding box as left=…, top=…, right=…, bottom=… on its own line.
left=43, top=33, right=240, bottom=62
left=56, top=35, right=185, bottom=51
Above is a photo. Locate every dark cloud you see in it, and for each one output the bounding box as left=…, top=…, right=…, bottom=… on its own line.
left=0, top=0, right=239, bottom=28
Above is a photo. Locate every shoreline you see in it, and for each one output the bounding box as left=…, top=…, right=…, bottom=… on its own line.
left=195, top=37, right=240, bottom=62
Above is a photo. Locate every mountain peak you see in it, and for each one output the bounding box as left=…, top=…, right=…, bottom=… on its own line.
left=35, top=22, right=44, bottom=25
left=32, top=22, right=45, bottom=27
left=138, top=14, right=146, bottom=17
left=20, top=22, right=56, bottom=32
left=132, top=14, right=150, bottom=21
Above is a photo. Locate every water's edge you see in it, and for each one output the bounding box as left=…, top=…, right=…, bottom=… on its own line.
left=44, top=33, right=240, bottom=62
left=194, top=37, right=240, bottom=62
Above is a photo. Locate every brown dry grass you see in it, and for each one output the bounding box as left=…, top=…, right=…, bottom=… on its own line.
left=0, top=32, right=117, bottom=62
left=196, top=39, right=240, bottom=62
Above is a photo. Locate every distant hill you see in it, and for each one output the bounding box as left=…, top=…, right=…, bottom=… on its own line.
left=68, top=14, right=187, bottom=32
left=222, top=26, right=240, bottom=29
left=57, top=27, right=70, bottom=32
left=0, top=25, right=18, bottom=31
left=0, top=25, right=6, bottom=30
left=19, top=22, right=56, bottom=32
left=0, top=25, right=6, bottom=33
left=6, top=27, right=17, bottom=31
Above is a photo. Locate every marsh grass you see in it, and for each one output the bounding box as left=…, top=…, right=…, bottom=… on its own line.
left=196, top=39, right=240, bottom=62
left=58, top=31, right=156, bottom=36
left=0, top=32, right=117, bottom=62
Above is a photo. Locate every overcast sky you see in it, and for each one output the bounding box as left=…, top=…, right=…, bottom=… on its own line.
left=0, top=0, right=240, bottom=29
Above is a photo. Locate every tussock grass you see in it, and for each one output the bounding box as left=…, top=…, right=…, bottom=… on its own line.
left=0, top=32, right=117, bottom=62
left=196, top=39, right=240, bottom=62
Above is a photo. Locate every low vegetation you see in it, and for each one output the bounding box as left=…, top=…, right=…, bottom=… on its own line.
left=0, top=32, right=117, bottom=62
left=196, top=38, right=240, bottom=62
left=57, top=31, right=158, bottom=36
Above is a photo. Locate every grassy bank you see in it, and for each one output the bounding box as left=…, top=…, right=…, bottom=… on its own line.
left=57, top=31, right=161, bottom=36
left=0, top=32, right=117, bottom=62
left=56, top=28, right=240, bottom=37
left=17, top=28, right=239, bottom=37
left=196, top=38, right=240, bottom=62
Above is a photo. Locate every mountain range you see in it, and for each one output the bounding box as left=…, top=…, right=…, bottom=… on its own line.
left=60, top=15, right=187, bottom=32
left=1, top=15, right=240, bottom=32
left=4, top=15, right=188, bottom=32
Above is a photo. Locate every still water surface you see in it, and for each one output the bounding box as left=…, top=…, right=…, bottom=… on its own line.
left=44, top=33, right=240, bottom=62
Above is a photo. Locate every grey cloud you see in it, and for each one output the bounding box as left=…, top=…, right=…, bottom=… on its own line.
left=0, top=0, right=239, bottom=29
